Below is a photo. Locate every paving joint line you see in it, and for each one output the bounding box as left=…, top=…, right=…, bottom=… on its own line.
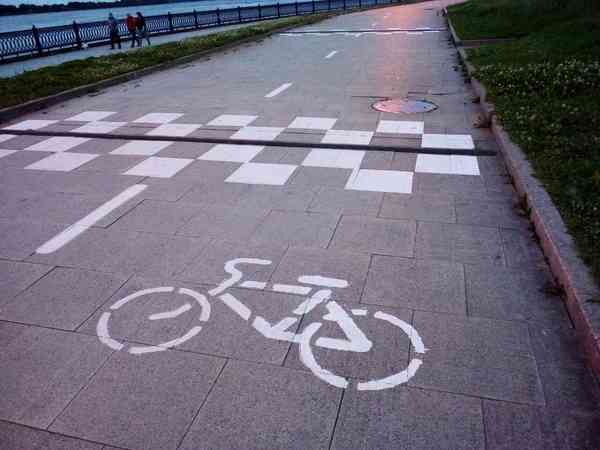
left=6, top=129, right=497, bottom=156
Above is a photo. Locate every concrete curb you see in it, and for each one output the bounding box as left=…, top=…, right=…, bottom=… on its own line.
left=445, top=11, right=600, bottom=379
left=0, top=16, right=335, bottom=124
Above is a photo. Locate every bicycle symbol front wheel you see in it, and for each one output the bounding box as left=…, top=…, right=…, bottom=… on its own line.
left=298, top=310, right=427, bottom=391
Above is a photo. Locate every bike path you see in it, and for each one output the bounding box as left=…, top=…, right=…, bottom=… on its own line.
left=0, top=1, right=598, bottom=449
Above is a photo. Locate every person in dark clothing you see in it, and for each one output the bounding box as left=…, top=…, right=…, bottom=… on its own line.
left=108, top=13, right=121, bottom=49
left=136, top=12, right=151, bottom=46
left=126, top=13, right=139, bottom=47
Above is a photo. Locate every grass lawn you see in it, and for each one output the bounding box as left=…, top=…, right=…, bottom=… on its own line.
left=0, top=14, right=332, bottom=109
left=448, top=0, right=600, bottom=279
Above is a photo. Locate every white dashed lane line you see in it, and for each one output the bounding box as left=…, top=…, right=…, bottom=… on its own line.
left=265, top=82, right=293, bottom=98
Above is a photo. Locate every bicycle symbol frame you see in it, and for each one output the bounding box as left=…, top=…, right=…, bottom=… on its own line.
left=97, top=258, right=427, bottom=391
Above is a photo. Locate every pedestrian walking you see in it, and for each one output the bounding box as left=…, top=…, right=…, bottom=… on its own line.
left=136, top=12, right=151, bottom=46
left=126, top=13, right=139, bottom=48
left=108, top=13, right=121, bottom=49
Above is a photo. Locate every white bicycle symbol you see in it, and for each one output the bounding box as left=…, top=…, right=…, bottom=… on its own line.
left=97, top=258, right=427, bottom=391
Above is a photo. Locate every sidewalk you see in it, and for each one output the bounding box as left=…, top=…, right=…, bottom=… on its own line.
left=0, top=21, right=251, bottom=78
left=0, top=1, right=598, bottom=448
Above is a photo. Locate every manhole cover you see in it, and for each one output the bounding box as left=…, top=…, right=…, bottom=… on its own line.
left=372, top=98, right=438, bottom=114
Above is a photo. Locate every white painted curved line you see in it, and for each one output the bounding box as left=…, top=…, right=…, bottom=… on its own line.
left=148, top=303, right=192, bottom=320
left=128, top=325, right=203, bottom=354
left=299, top=322, right=349, bottom=389
left=297, top=276, right=348, bottom=288
left=36, top=184, right=147, bottom=254
left=356, top=359, right=423, bottom=391
left=179, top=288, right=211, bottom=322
left=325, top=50, right=338, bottom=59
left=96, top=312, right=124, bottom=351
left=374, top=311, right=427, bottom=354
left=111, top=287, right=174, bottom=310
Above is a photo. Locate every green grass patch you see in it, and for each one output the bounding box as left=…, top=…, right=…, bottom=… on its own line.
left=449, top=1, right=600, bottom=279
left=447, top=0, right=599, bottom=40
left=0, top=14, right=332, bottom=109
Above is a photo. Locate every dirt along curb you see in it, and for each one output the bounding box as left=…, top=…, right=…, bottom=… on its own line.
left=443, top=9, right=600, bottom=380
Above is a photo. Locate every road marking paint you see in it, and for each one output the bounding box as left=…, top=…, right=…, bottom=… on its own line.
left=293, top=289, right=331, bottom=315
left=36, top=184, right=147, bottom=254
left=240, top=280, right=267, bottom=290
left=351, top=309, right=368, bottom=316
left=325, top=50, right=338, bottom=59
left=128, top=326, right=203, bottom=354
left=265, top=82, right=293, bottom=98
left=272, top=284, right=312, bottom=295
left=148, top=303, right=192, bottom=320
left=298, top=276, right=348, bottom=288
left=219, top=292, right=252, bottom=321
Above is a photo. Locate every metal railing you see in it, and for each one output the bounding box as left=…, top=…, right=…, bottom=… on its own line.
left=0, top=0, right=401, bottom=62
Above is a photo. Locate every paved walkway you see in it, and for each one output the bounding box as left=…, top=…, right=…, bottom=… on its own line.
left=0, top=21, right=251, bottom=78
left=0, top=1, right=599, bottom=449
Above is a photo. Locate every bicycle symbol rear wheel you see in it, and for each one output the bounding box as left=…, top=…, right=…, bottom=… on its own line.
left=97, top=287, right=210, bottom=354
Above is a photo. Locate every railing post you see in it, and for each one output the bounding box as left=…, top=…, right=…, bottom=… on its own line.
left=312, top=0, right=315, bottom=13
left=328, top=0, right=331, bottom=10
left=343, top=0, right=346, bottom=9
left=277, top=2, right=280, bottom=17
left=31, top=25, right=42, bottom=55
left=258, top=3, right=262, bottom=19
left=238, top=6, right=242, bottom=22
left=193, top=9, right=199, bottom=28
left=216, top=8, right=221, bottom=25
left=295, top=1, right=298, bottom=15
left=359, top=0, right=362, bottom=7
left=72, top=20, right=82, bottom=49
left=168, top=12, right=174, bottom=32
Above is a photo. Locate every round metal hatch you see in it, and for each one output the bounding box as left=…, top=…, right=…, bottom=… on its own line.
left=372, top=98, right=438, bottom=114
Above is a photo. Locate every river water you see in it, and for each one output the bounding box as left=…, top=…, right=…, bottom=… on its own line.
left=0, top=0, right=298, bottom=32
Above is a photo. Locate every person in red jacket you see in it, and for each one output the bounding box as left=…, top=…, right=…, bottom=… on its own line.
left=126, top=13, right=139, bottom=48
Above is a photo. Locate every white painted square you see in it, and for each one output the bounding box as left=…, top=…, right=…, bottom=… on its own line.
left=124, top=156, right=193, bottom=178
left=199, top=144, right=264, bottom=163
left=0, top=134, right=16, bottom=143
left=321, top=129, right=373, bottom=145
left=25, top=136, right=90, bottom=152
left=415, top=154, right=452, bottom=174
left=25, top=152, right=98, bottom=172
left=110, top=140, right=172, bottom=156
left=302, top=149, right=365, bottom=169
left=71, top=121, right=127, bottom=134
left=231, top=126, right=284, bottom=142
left=146, top=123, right=201, bottom=137
left=288, top=116, right=337, bottom=130
left=421, top=134, right=475, bottom=150
left=207, top=114, right=258, bottom=127
left=415, top=154, right=480, bottom=176
left=450, top=155, right=480, bottom=175
left=3, top=120, right=58, bottom=131
left=347, top=169, right=413, bottom=194
left=0, top=149, right=16, bottom=159
left=376, top=120, right=424, bottom=135
left=226, top=162, right=297, bottom=185
left=133, top=113, right=183, bottom=124
left=66, top=111, right=116, bottom=122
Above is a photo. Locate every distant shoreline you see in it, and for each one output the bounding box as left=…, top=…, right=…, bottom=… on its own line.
left=0, top=0, right=204, bottom=16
